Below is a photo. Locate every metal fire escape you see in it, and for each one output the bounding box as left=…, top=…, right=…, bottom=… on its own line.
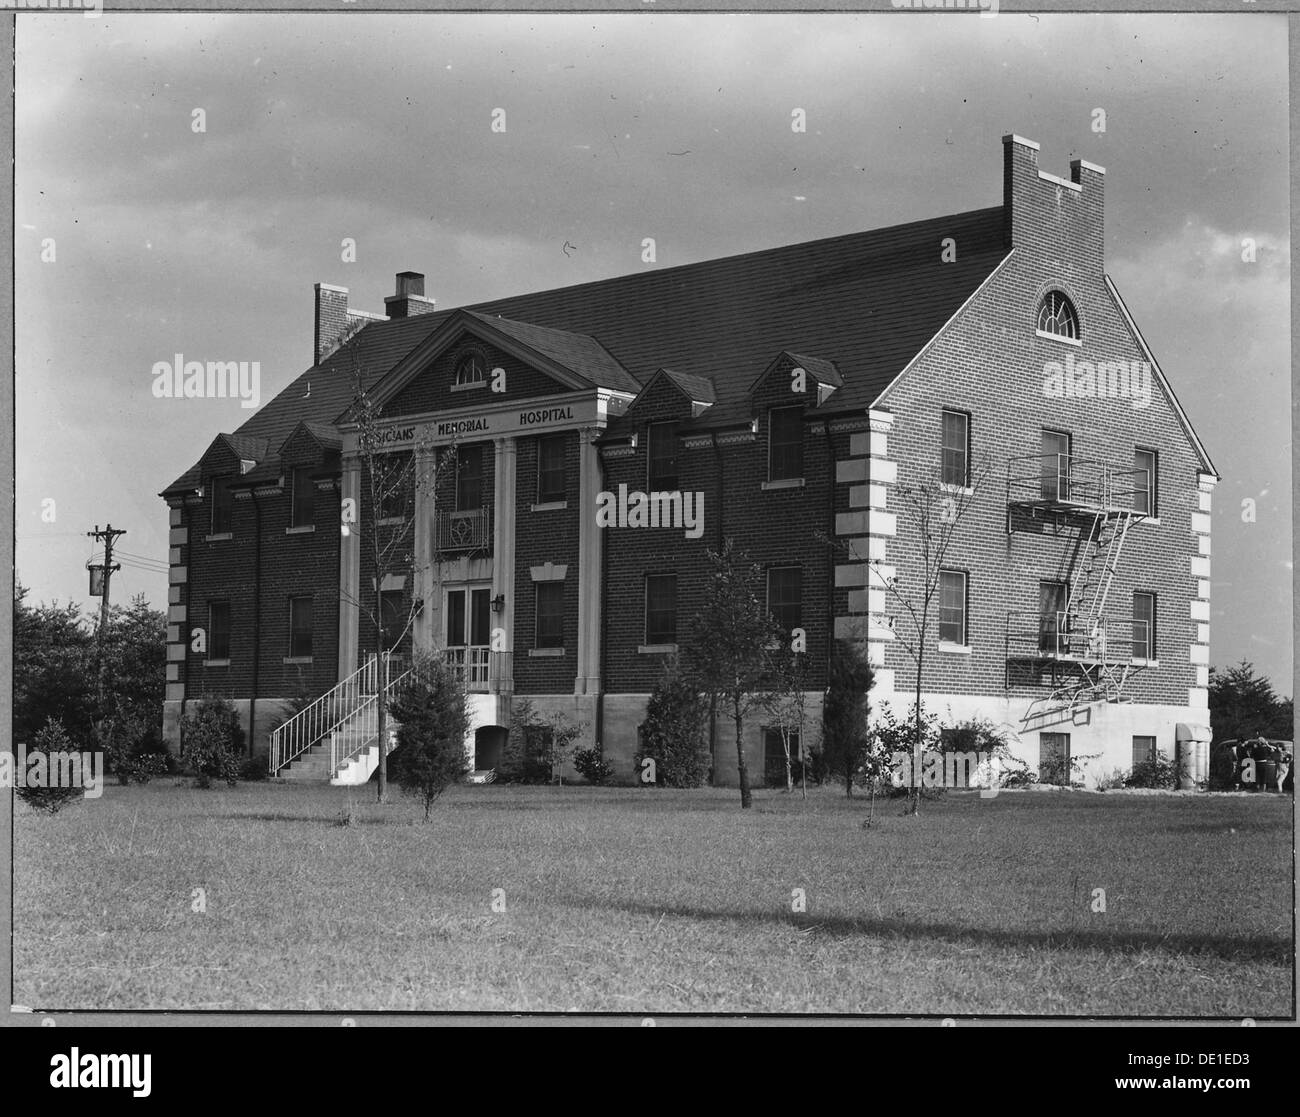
left=1004, top=453, right=1151, bottom=730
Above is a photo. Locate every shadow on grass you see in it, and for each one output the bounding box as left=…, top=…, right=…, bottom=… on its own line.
left=554, top=894, right=1292, bottom=965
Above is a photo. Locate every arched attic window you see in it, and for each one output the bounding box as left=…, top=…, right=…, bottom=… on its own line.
left=1036, top=290, right=1080, bottom=341
left=454, top=351, right=486, bottom=387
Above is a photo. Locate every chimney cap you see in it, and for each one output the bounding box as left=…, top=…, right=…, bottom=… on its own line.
left=1001, top=133, right=1041, bottom=150
left=395, top=271, right=425, bottom=297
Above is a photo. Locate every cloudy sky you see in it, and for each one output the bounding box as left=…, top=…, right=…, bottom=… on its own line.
left=14, top=11, right=1292, bottom=690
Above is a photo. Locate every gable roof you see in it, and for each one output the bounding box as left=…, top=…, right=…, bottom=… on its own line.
left=168, top=204, right=1011, bottom=488
left=660, top=368, right=717, bottom=405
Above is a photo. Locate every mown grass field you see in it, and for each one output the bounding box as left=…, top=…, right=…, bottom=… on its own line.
left=13, top=781, right=1294, bottom=1016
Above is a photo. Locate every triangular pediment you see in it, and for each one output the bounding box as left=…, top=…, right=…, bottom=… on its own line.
left=337, top=309, right=635, bottom=422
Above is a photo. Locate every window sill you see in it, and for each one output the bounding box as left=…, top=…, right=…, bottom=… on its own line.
left=205, top=532, right=232, bottom=542
left=528, top=648, right=565, bottom=657
left=638, top=643, right=677, bottom=655
left=1130, top=658, right=1159, bottom=668
left=283, top=656, right=314, bottom=665
left=1135, top=516, right=1161, bottom=526
left=450, top=380, right=487, bottom=393
left=762, top=478, right=806, bottom=491
left=1035, top=328, right=1082, bottom=347
left=938, top=483, right=972, bottom=496
left=285, top=525, right=316, bottom=535
left=531, top=501, right=568, bottom=513
left=377, top=516, right=405, bottom=527
left=938, top=641, right=972, bottom=655
left=203, top=658, right=231, bottom=667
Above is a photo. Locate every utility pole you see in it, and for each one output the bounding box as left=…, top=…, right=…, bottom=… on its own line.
left=87, top=523, right=125, bottom=709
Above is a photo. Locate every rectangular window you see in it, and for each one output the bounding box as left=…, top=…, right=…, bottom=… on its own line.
left=291, top=468, right=315, bottom=528
left=208, top=600, right=230, bottom=660
left=1133, top=448, right=1158, bottom=516
left=288, top=596, right=313, bottom=658
left=1133, top=591, right=1156, bottom=660
left=1040, top=428, right=1072, bottom=502
left=1039, top=580, right=1068, bottom=653
left=938, top=569, right=968, bottom=645
left=456, top=445, right=483, bottom=511
left=210, top=476, right=233, bottom=535
left=940, top=409, right=970, bottom=488
left=647, top=422, right=679, bottom=491
left=537, top=434, right=567, bottom=504
left=378, top=460, right=411, bottom=521
left=767, top=406, right=804, bottom=482
left=1039, top=732, right=1071, bottom=786
left=763, top=728, right=800, bottom=788
left=644, top=574, right=677, bottom=646
left=766, top=567, right=802, bottom=634
left=535, top=583, right=565, bottom=649
left=1131, top=735, right=1160, bottom=769
left=379, top=590, right=404, bottom=651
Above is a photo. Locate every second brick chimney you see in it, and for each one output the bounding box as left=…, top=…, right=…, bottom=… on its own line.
left=384, top=271, right=438, bottom=319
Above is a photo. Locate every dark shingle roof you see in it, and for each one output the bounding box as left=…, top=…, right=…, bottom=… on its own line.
left=660, top=369, right=717, bottom=404
left=461, top=311, right=641, bottom=395
left=170, top=205, right=1008, bottom=487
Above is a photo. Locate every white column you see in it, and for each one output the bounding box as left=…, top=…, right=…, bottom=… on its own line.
left=575, top=426, right=603, bottom=695
left=337, top=454, right=361, bottom=680
left=491, top=437, right=516, bottom=706
left=412, top=447, right=436, bottom=654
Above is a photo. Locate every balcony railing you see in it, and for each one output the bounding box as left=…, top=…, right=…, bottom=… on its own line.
left=446, top=645, right=491, bottom=690
left=436, top=506, right=491, bottom=552
left=1006, top=611, right=1151, bottom=664
left=1007, top=454, right=1152, bottom=517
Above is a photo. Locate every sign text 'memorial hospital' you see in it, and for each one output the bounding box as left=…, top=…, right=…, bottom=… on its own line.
left=368, top=402, right=589, bottom=450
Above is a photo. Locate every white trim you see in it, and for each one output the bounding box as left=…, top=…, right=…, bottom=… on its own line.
left=530, top=501, right=568, bottom=513
left=938, top=641, right=972, bottom=655
left=285, top=525, right=316, bottom=535
left=528, top=648, right=565, bottom=658
left=761, top=477, right=806, bottom=491
left=204, top=533, right=232, bottom=542
left=874, top=250, right=1016, bottom=407
left=450, top=380, right=488, bottom=393
left=283, top=656, right=314, bottom=665
left=1034, top=328, right=1082, bottom=347
left=1001, top=134, right=1041, bottom=151
left=530, top=563, right=568, bottom=583
left=1075, top=159, right=1106, bottom=175
left=637, top=644, right=677, bottom=655
left=1105, top=275, right=1218, bottom=477
left=202, top=659, right=231, bottom=668
left=1037, top=170, right=1082, bottom=193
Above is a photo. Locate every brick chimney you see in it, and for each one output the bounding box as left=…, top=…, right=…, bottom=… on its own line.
left=384, top=271, right=437, bottom=319
left=1002, top=134, right=1105, bottom=271
left=314, top=283, right=349, bottom=366
left=314, top=283, right=388, bottom=366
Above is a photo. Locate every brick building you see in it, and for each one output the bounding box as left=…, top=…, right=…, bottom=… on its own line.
left=160, top=134, right=1217, bottom=787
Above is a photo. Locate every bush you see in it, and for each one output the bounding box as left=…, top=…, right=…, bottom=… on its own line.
left=498, top=699, right=584, bottom=784
left=938, top=716, right=1033, bottom=790
left=100, top=713, right=174, bottom=785
left=1095, top=767, right=1128, bottom=791
left=1126, top=752, right=1178, bottom=789
left=238, top=755, right=269, bottom=782
left=821, top=639, right=876, bottom=795
left=573, top=745, right=615, bottom=785
left=387, top=654, right=470, bottom=817
left=17, top=718, right=88, bottom=814
left=179, top=695, right=245, bottom=788
left=635, top=656, right=710, bottom=788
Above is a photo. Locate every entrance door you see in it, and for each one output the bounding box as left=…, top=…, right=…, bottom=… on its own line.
left=446, top=586, right=491, bottom=689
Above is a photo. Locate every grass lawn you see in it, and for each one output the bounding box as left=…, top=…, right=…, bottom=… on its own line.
left=13, top=781, right=1294, bottom=1016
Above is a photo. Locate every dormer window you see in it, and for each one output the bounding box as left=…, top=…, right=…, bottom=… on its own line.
left=1037, top=291, right=1080, bottom=342
left=454, top=351, right=486, bottom=387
